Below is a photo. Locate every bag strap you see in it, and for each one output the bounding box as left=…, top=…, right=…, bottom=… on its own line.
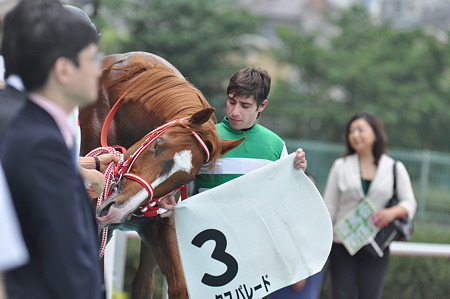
left=387, top=161, right=399, bottom=207
left=393, top=160, right=397, bottom=197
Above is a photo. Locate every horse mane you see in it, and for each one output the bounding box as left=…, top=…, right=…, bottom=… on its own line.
left=104, top=59, right=221, bottom=168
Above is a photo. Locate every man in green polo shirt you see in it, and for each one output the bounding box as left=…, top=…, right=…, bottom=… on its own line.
left=195, top=67, right=307, bottom=191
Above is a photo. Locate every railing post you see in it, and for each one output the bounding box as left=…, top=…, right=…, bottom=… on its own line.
left=417, top=149, right=431, bottom=218
left=112, top=230, right=128, bottom=294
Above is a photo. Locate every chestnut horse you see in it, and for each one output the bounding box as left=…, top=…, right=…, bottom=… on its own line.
left=79, top=51, right=243, bottom=299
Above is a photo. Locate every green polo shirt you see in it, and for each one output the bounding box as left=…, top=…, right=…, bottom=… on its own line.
left=195, top=117, right=287, bottom=192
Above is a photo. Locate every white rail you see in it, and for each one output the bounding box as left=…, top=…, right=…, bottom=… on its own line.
left=390, top=241, right=450, bottom=258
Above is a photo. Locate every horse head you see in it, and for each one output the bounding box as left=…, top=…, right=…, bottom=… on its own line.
left=96, top=108, right=243, bottom=227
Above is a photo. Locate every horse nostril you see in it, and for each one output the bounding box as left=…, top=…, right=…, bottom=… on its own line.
left=98, top=202, right=115, bottom=217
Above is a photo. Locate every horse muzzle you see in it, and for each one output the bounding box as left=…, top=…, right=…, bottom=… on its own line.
left=96, top=188, right=149, bottom=227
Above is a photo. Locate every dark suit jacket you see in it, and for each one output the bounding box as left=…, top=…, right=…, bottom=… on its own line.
left=0, top=99, right=103, bottom=299
left=0, top=84, right=27, bottom=139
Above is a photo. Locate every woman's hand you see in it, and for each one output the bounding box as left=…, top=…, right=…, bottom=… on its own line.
left=372, top=205, right=408, bottom=227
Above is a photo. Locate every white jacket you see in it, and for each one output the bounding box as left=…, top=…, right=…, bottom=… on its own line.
left=323, top=153, right=417, bottom=243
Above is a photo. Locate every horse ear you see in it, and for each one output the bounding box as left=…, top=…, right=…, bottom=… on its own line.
left=220, top=137, right=245, bottom=155
left=189, top=108, right=215, bottom=125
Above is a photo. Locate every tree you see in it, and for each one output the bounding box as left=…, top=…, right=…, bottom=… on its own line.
left=100, top=0, right=261, bottom=106
left=267, top=5, right=450, bottom=151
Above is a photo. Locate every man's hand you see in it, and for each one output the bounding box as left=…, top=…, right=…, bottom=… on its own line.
left=292, top=279, right=307, bottom=291
left=159, top=193, right=177, bottom=218
left=96, top=154, right=120, bottom=172
left=294, top=148, right=307, bottom=171
left=79, top=167, right=106, bottom=199
left=79, top=154, right=119, bottom=172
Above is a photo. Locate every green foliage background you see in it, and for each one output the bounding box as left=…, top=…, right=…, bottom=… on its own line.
left=93, top=2, right=450, bottom=151
left=98, top=0, right=261, bottom=109
left=267, top=6, right=450, bottom=151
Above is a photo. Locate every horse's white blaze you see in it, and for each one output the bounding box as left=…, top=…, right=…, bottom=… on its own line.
left=127, top=188, right=150, bottom=209
left=151, top=150, right=193, bottom=188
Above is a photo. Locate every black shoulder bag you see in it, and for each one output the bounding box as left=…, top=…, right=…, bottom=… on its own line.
left=365, top=161, right=414, bottom=257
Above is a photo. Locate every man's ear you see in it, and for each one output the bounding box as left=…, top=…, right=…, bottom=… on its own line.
left=53, top=57, right=73, bottom=85
left=258, top=99, right=268, bottom=113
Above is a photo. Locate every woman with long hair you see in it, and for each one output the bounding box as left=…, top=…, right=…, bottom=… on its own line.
left=323, top=112, right=416, bottom=299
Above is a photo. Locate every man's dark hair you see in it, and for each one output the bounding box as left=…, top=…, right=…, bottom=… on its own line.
left=1, top=0, right=98, bottom=91
left=226, top=67, right=271, bottom=107
left=63, top=4, right=99, bottom=36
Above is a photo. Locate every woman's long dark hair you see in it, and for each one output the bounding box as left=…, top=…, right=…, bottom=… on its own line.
left=343, top=112, right=388, bottom=165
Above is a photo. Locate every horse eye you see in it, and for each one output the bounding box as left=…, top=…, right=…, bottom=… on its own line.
left=154, top=137, right=163, bottom=151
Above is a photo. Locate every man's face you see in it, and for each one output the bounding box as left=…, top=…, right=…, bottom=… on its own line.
left=67, top=44, right=102, bottom=107
left=226, top=93, right=267, bottom=130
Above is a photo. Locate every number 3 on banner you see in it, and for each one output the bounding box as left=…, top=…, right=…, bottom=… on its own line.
left=191, top=229, right=239, bottom=287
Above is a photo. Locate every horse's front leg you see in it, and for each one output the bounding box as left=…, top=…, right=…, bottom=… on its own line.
left=152, top=217, right=189, bottom=299
left=131, top=240, right=158, bottom=299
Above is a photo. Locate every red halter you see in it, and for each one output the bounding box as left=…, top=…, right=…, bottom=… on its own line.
left=98, top=92, right=210, bottom=217
left=113, top=118, right=210, bottom=217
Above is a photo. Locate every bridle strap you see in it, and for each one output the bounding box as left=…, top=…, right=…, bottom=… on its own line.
left=183, top=123, right=210, bottom=163
left=101, top=93, right=128, bottom=148
left=122, top=173, right=154, bottom=199
left=114, top=118, right=210, bottom=179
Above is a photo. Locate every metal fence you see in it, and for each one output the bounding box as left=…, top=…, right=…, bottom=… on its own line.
left=285, top=139, right=450, bottom=223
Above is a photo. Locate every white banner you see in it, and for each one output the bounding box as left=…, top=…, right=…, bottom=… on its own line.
left=175, top=154, right=333, bottom=298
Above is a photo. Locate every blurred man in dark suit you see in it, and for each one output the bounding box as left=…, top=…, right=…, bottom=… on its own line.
left=0, top=0, right=104, bottom=298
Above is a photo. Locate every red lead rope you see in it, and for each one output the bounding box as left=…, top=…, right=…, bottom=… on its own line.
left=85, top=146, right=123, bottom=259
left=86, top=146, right=190, bottom=258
